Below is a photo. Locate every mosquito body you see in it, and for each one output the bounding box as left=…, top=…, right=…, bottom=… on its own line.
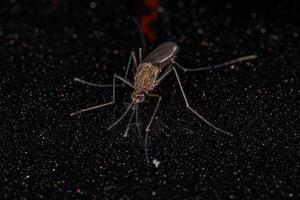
left=132, top=42, right=179, bottom=103
left=71, top=42, right=256, bottom=162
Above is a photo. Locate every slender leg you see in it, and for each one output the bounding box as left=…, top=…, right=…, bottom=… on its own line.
left=107, top=102, right=133, bottom=130
left=132, top=51, right=138, bottom=70
left=74, top=51, right=137, bottom=88
left=173, top=54, right=257, bottom=72
left=138, top=48, right=143, bottom=63
left=73, top=77, right=116, bottom=88
left=74, top=75, right=134, bottom=88
left=171, top=67, right=233, bottom=136
left=114, top=74, right=135, bottom=88
left=70, top=74, right=134, bottom=116
left=143, top=94, right=162, bottom=163
left=156, top=65, right=174, bottom=83
left=124, top=51, right=138, bottom=83
left=133, top=17, right=147, bottom=51
left=145, top=94, right=162, bottom=132
left=157, top=118, right=169, bottom=130
left=135, top=104, right=142, bottom=138
left=123, top=109, right=135, bottom=137
left=144, top=130, right=149, bottom=163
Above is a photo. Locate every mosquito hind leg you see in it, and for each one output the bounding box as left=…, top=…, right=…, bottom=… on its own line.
left=70, top=74, right=134, bottom=116
left=173, top=54, right=257, bottom=72
left=172, top=67, right=233, bottom=136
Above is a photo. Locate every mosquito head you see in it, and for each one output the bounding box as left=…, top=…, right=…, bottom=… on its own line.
left=131, top=92, right=145, bottom=104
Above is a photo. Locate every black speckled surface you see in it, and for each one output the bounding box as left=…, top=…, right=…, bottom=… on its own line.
left=1, top=0, right=299, bottom=199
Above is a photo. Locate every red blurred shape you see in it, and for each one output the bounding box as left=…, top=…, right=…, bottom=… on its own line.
left=52, top=0, right=60, bottom=6
left=140, top=0, right=159, bottom=43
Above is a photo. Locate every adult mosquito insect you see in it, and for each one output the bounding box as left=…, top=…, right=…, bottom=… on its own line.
left=71, top=42, right=256, bottom=161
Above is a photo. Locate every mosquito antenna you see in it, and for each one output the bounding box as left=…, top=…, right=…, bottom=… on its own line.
left=107, top=102, right=133, bottom=130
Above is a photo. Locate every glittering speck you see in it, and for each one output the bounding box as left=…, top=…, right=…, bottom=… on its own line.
left=152, top=159, right=160, bottom=168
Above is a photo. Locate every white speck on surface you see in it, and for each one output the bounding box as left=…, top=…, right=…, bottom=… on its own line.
left=152, top=159, right=160, bottom=168
left=90, top=2, right=96, bottom=9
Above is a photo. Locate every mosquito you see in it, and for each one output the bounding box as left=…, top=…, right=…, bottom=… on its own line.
left=70, top=42, right=257, bottom=162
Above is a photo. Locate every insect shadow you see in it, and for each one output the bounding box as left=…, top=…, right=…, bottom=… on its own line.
left=70, top=42, right=256, bottom=162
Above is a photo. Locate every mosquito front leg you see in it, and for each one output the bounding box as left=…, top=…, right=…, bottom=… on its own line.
left=145, top=94, right=162, bottom=132
left=73, top=78, right=116, bottom=88
left=124, top=51, right=138, bottom=83
left=135, top=104, right=142, bottom=138
left=171, top=67, right=232, bottom=136
left=123, top=109, right=135, bottom=137
left=173, top=54, right=257, bottom=72
left=144, top=94, right=162, bottom=163
left=106, top=102, right=133, bottom=130
left=70, top=74, right=134, bottom=116
left=73, top=51, right=137, bottom=88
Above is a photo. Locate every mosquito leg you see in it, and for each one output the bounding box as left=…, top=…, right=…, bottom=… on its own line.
left=132, top=51, right=138, bottom=69
left=70, top=74, right=134, bottom=116
left=133, top=17, right=147, bottom=51
left=114, top=74, right=135, bottom=88
left=73, top=77, right=118, bottom=88
left=142, top=94, right=162, bottom=162
left=73, top=73, right=134, bottom=89
left=157, top=118, right=169, bottom=130
left=107, top=102, right=134, bottom=130
left=172, top=67, right=233, bottom=136
left=173, top=54, right=257, bottom=72
left=145, top=94, right=162, bottom=132
left=124, top=51, right=138, bottom=82
left=74, top=50, right=137, bottom=88
left=135, top=104, right=142, bottom=138
left=70, top=102, right=114, bottom=117
left=138, top=48, right=143, bottom=63
left=156, top=65, right=173, bottom=83
left=144, top=130, right=149, bottom=163
left=123, top=109, right=135, bottom=137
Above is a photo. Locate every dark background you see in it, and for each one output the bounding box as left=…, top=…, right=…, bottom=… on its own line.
left=0, top=0, right=299, bottom=199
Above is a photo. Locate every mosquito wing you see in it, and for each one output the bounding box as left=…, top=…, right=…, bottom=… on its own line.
left=143, top=42, right=180, bottom=67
